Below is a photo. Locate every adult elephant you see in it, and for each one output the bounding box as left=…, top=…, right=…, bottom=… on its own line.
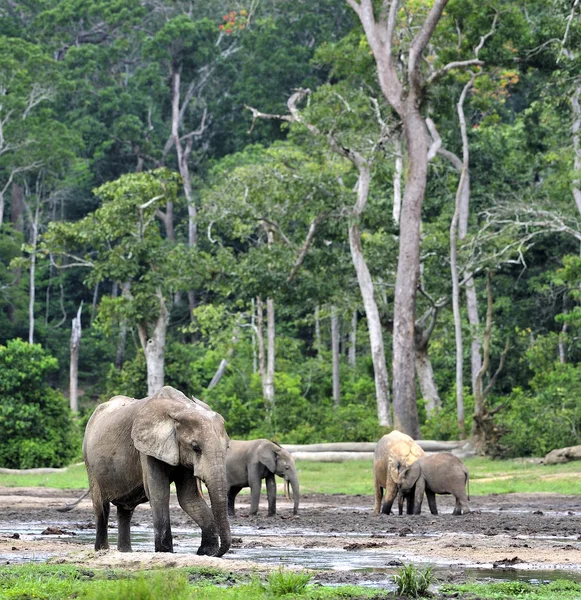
left=226, top=439, right=299, bottom=517
left=83, top=386, right=231, bottom=556
left=373, top=430, right=425, bottom=515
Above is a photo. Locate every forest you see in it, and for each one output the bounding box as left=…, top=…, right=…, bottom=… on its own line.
left=1, top=0, right=581, bottom=469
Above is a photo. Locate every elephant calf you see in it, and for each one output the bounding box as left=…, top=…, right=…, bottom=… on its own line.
left=374, top=430, right=426, bottom=515
left=226, top=439, right=299, bottom=517
left=398, top=453, right=470, bottom=515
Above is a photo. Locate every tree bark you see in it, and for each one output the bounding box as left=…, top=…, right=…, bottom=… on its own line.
left=392, top=135, right=403, bottom=224
left=414, top=346, right=440, bottom=414
left=27, top=203, right=40, bottom=344
left=331, top=305, right=340, bottom=406
left=349, top=168, right=391, bottom=427
left=265, top=296, right=275, bottom=406
left=571, top=85, right=581, bottom=216
left=137, top=289, right=169, bottom=396
left=69, top=303, right=82, bottom=413
left=349, top=310, right=357, bottom=366
left=257, top=296, right=265, bottom=383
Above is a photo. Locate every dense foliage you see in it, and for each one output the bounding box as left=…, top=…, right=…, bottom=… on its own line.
left=1, top=0, right=581, bottom=465
left=0, top=339, right=79, bottom=468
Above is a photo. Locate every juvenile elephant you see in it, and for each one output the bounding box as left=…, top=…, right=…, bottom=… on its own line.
left=83, top=386, right=231, bottom=556
left=398, top=452, right=470, bottom=515
left=226, top=439, right=299, bottom=516
left=373, top=430, right=425, bottom=515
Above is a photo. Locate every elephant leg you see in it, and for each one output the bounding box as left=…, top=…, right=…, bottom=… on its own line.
left=143, top=456, right=173, bottom=552
left=228, top=486, right=243, bottom=517
left=413, top=477, right=426, bottom=515
left=381, top=481, right=398, bottom=515
left=397, top=491, right=404, bottom=516
left=175, top=473, right=219, bottom=556
left=374, top=478, right=384, bottom=515
left=93, top=499, right=110, bottom=551
left=265, top=474, right=277, bottom=517
left=116, top=506, right=134, bottom=552
left=248, top=466, right=263, bottom=515
left=406, top=492, right=415, bottom=515
left=426, top=490, right=438, bottom=515
left=453, top=493, right=470, bottom=515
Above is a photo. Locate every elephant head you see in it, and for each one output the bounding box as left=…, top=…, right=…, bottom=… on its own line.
left=398, top=461, right=422, bottom=493
left=258, top=443, right=300, bottom=515
left=131, top=391, right=231, bottom=556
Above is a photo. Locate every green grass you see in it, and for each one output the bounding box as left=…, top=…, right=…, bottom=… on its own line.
left=393, top=564, right=433, bottom=598
left=0, top=462, right=88, bottom=489
left=0, top=565, right=383, bottom=600
left=294, top=457, right=581, bottom=496
left=1, top=457, right=580, bottom=496
left=442, top=579, right=581, bottom=599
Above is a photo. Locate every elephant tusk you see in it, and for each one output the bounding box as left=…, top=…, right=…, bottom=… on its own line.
left=284, top=479, right=293, bottom=501
left=196, top=477, right=205, bottom=498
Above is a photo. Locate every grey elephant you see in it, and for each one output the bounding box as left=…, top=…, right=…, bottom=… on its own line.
left=374, top=430, right=426, bottom=515
left=398, top=452, right=470, bottom=515
left=83, top=386, right=232, bottom=556
left=226, top=439, right=299, bottom=517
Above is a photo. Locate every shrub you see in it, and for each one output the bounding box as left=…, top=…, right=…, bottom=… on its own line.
left=393, top=564, right=433, bottom=598
left=262, top=568, right=312, bottom=597
left=0, top=339, right=80, bottom=468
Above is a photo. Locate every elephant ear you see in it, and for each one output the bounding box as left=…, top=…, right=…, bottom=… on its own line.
left=131, top=400, right=180, bottom=466
left=258, top=443, right=277, bottom=473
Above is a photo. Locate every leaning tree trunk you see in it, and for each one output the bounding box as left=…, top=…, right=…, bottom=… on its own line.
left=69, top=303, right=83, bottom=413
left=138, top=290, right=169, bottom=396
left=349, top=168, right=391, bottom=427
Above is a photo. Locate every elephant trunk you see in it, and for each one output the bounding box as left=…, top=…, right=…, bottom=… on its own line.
left=206, top=470, right=232, bottom=557
left=288, top=472, right=300, bottom=515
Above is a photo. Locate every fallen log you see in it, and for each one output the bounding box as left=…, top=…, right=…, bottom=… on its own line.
left=283, top=440, right=464, bottom=454
left=543, top=445, right=581, bottom=465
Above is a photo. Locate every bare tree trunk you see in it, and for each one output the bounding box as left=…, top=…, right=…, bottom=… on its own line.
left=349, top=310, right=357, bottom=366
left=27, top=204, right=40, bottom=344
left=251, top=298, right=257, bottom=373
left=315, top=305, right=321, bottom=356
left=559, top=318, right=568, bottom=364
left=349, top=168, right=391, bottom=427
left=69, top=303, right=82, bottom=413
left=265, top=297, right=275, bottom=405
left=392, top=135, right=403, bottom=224
left=391, top=106, right=426, bottom=437
left=571, top=85, right=581, bottom=215
left=414, top=346, right=440, bottom=414
left=137, top=290, right=169, bottom=396
left=207, top=320, right=241, bottom=389
left=331, top=305, right=340, bottom=406
left=257, top=296, right=265, bottom=383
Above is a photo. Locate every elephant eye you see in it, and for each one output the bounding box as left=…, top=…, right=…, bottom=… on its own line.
left=192, top=443, right=201, bottom=453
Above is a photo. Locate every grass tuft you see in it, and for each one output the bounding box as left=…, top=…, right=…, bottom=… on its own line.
left=393, top=564, right=433, bottom=598
left=262, top=568, right=313, bottom=597
left=81, top=571, right=190, bottom=600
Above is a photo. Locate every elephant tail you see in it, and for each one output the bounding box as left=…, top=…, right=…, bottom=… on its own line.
left=57, top=488, right=91, bottom=513
left=465, top=469, right=470, bottom=501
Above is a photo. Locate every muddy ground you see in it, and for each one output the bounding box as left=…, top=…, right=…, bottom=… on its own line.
left=1, top=487, right=580, bottom=589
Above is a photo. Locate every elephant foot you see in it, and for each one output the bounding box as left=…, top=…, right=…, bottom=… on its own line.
left=267, top=512, right=276, bottom=517
left=197, top=542, right=220, bottom=557
left=117, top=545, right=132, bottom=552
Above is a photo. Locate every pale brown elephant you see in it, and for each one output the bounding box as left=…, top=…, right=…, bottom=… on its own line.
left=83, top=386, right=231, bottom=556
left=398, top=452, right=470, bottom=515
left=226, top=439, right=299, bottom=517
left=373, top=430, right=426, bottom=515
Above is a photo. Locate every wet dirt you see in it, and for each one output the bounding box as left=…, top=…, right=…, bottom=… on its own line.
left=1, top=487, right=580, bottom=588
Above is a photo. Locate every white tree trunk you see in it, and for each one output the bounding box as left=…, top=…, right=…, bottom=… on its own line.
left=415, top=345, right=441, bottom=415
left=392, top=135, right=403, bottom=224
left=265, top=297, right=275, bottom=405
left=28, top=204, right=40, bottom=344
left=257, top=296, right=265, bottom=382
left=331, top=305, right=340, bottom=406
left=138, top=290, right=169, bottom=396
left=349, top=168, right=391, bottom=427
left=349, top=310, right=357, bottom=366
left=69, top=303, right=82, bottom=413
left=571, top=85, right=581, bottom=215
